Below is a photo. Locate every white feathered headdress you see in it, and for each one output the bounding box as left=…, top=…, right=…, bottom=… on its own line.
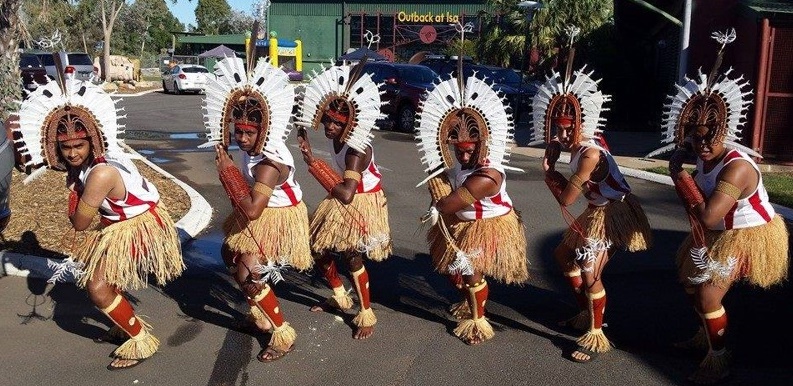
left=13, top=76, right=126, bottom=183
left=295, top=61, right=386, bottom=153
left=647, top=29, right=756, bottom=158
left=528, top=26, right=610, bottom=148
left=414, top=21, right=519, bottom=187
left=201, top=56, right=294, bottom=163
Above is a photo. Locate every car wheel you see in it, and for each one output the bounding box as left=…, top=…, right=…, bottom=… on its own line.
left=396, top=104, right=416, bottom=133
left=162, top=80, right=168, bottom=93
left=173, top=82, right=181, bottom=95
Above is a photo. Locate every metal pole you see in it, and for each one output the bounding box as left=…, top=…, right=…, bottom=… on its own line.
left=677, top=0, right=692, bottom=84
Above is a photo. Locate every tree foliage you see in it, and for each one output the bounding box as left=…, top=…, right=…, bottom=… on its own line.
left=477, top=0, right=613, bottom=75
left=195, top=0, right=231, bottom=35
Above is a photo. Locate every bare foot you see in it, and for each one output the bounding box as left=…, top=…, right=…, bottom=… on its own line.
left=353, top=326, right=374, bottom=339
left=310, top=302, right=333, bottom=313
left=106, top=357, right=146, bottom=371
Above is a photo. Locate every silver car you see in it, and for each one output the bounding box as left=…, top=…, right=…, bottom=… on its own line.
left=162, top=64, right=211, bottom=94
left=37, top=51, right=97, bottom=82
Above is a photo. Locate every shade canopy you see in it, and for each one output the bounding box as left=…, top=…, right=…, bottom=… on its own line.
left=198, top=44, right=238, bottom=58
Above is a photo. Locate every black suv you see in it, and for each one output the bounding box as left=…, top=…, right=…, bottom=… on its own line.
left=19, top=53, right=48, bottom=92
left=419, top=57, right=538, bottom=121
left=361, top=62, right=438, bottom=132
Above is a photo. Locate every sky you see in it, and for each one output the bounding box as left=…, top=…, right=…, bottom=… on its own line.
left=167, top=0, right=252, bottom=27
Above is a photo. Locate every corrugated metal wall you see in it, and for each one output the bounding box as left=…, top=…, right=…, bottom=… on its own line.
left=270, top=1, right=488, bottom=73
left=762, top=25, right=793, bottom=163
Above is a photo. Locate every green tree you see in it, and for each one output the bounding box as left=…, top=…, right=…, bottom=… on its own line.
left=218, top=9, right=253, bottom=35
left=195, top=0, right=231, bottom=35
left=477, top=0, right=613, bottom=74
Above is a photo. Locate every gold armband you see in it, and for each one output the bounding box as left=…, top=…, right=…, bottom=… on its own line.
left=569, top=174, right=585, bottom=191
left=76, top=199, right=98, bottom=218
left=253, top=182, right=274, bottom=198
left=715, top=180, right=741, bottom=200
left=457, top=187, right=477, bottom=206
left=343, top=170, right=362, bottom=183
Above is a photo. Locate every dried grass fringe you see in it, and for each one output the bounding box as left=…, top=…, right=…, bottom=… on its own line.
left=449, top=300, right=471, bottom=320
left=564, top=310, right=590, bottom=331
left=453, top=317, right=495, bottom=343
left=223, top=201, right=313, bottom=271
left=677, top=214, right=789, bottom=288
left=309, top=190, right=392, bottom=261
left=427, top=210, right=528, bottom=285
left=74, top=206, right=184, bottom=290
left=352, top=307, right=377, bottom=327
left=577, top=328, right=613, bottom=353
left=113, top=318, right=159, bottom=360
left=562, top=194, right=652, bottom=252
left=269, top=322, right=297, bottom=351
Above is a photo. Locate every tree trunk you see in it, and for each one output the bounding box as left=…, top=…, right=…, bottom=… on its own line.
left=1, top=0, right=23, bottom=120
left=103, top=30, right=111, bottom=82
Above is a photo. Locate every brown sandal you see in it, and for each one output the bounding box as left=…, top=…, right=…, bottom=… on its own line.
left=256, top=344, right=293, bottom=363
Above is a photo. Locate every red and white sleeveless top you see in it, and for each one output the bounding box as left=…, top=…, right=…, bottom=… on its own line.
left=694, top=149, right=775, bottom=230
left=449, top=164, right=513, bottom=221
left=75, top=157, right=159, bottom=222
left=329, top=140, right=383, bottom=193
left=241, top=151, right=302, bottom=208
left=570, top=144, right=631, bottom=207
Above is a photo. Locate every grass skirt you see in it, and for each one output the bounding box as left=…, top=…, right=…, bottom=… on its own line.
left=562, top=194, right=652, bottom=253
left=677, top=214, right=789, bottom=288
left=74, top=205, right=184, bottom=290
left=309, top=190, right=392, bottom=261
left=427, top=210, right=528, bottom=285
left=223, top=201, right=313, bottom=271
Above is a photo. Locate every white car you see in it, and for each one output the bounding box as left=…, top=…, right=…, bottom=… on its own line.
left=162, top=64, right=211, bottom=94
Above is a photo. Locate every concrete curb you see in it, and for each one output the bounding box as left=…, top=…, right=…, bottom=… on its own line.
left=0, top=145, right=213, bottom=280
left=112, top=88, right=159, bottom=98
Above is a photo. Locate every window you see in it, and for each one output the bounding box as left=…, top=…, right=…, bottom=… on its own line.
left=67, top=53, right=93, bottom=66
left=38, top=54, right=55, bottom=66
left=20, top=54, right=43, bottom=68
left=182, top=66, right=209, bottom=73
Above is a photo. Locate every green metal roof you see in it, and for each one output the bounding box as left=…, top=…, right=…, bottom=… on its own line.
left=177, top=34, right=246, bottom=45
left=740, top=0, right=793, bottom=18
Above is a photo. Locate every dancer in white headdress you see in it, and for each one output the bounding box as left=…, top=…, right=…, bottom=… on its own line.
left=295, top=46, right=391, bottom=340
left=203, top=54, right=312, bottom=362
left=414, top=21, right=528, bottom=345
left=530, top=26, right=652, bottom=362
left=13, top=61, right=184, bottom=370
left=649, top=29, right=788, bottom=384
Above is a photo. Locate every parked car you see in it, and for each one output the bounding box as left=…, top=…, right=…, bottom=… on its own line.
left=0, top=118, right=14, bottom=233
left=361, top=62, right=438, bottom=132
left=34, top=51, right=98, bottom=82
left=19, top=53, right=48, bottom=92
left=418, top=57, right=538, bottom=121
left=162, top=64, right=212, bottom=94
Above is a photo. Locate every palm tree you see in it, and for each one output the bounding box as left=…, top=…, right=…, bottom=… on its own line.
left=477, top=0, right=613, bottom=75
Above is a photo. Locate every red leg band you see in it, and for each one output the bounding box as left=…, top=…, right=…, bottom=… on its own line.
left=589, top=290, right=607, bottom=330
left=321, top=259, right=345, bottom=290
left=253, top=285, right=285, bottom=328
left=466, top=280, right=489, bottom=319
left=352, top=266, right=372, bottom=310
left=702, top=307, right=727, bottom=351
left=564, top=270, right=587, bottom=310
left=101, top=294, right=143, bottom=338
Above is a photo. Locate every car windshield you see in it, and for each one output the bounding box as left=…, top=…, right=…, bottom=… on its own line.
left=398, top=66, right=437, bottom=84
left=183, top=67, right=209, bottom=73
left=20, top=55, right=42, bottom=68
left=38, top=54, right=55, bottom=66
left=67, top=53, right=93, bottom=66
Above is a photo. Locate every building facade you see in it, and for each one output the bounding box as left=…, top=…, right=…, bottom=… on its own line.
left=269, top=1, right=492, bottom=72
